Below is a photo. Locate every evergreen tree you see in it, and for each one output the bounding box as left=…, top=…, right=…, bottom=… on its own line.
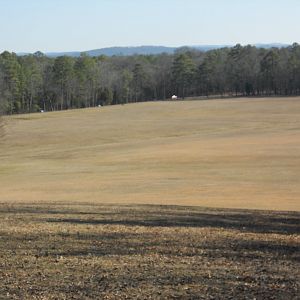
left=1, top=44, right=300, bottom=115
left=172, top=54, right=196, bottom=98
left=53, top=56, right=74, bottom=110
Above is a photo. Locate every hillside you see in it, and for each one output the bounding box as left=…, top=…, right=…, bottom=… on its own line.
left=17, top=43, right=290, bottom=57
left=45, top=46, right=177, bottom=57
left=1, top=97, right=300, bottom=211
left=1, top=97, right=299, bottom=298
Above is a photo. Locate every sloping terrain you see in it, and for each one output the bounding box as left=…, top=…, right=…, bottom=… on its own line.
left=1, top=97, right=300, bottom=210
left=1, top=98, right=300, bottom=299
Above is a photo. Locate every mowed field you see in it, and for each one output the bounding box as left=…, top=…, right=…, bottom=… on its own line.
left=0, top=97, right=300, bottom=299
left=1, top=97, right=300, bottom=210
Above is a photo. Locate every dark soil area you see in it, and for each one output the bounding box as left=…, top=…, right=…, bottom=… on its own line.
left=0, top=204, right=299, bottom=299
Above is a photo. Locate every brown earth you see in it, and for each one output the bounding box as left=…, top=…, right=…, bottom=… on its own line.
left=0, top=203, right=299, bottom=299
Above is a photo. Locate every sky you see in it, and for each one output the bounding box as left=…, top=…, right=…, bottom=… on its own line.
left=0, top=0, right=299, bottom=53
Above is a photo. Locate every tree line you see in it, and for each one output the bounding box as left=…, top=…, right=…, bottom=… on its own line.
left=0, top=43, right=300, bottom=114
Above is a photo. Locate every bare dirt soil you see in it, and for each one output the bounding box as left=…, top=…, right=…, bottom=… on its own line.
left=0, top=204, right=299, bottom=299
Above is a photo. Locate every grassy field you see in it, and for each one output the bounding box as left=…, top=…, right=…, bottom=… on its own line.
left=0, top=97, right=300, bottom=299
left=1, top=97, right=300, bottom=210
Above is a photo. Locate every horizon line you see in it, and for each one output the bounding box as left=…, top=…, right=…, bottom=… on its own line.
left=8, top=42, right=297, bottom=55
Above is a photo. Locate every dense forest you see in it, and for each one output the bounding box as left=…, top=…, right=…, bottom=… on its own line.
left=1, top=43, right=300, bottom=114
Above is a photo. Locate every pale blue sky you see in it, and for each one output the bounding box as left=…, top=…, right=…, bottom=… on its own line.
left=1, top=0, right=299, bottom=53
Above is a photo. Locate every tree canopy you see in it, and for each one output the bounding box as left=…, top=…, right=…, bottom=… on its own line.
left=1, top=44, right=300, bottom=114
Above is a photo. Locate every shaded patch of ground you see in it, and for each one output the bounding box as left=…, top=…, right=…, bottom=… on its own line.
left=0, top=204, right=299, bottom=299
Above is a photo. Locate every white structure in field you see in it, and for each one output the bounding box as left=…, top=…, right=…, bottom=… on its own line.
left=171, top=95, right=178, bottom=100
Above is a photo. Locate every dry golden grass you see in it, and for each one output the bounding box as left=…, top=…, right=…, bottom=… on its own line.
left=1, top=97, right=300, bottom=210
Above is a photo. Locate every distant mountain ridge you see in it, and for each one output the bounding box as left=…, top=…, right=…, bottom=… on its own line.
left=19, top=43, right=290, bottom=57
left=46, top=46, right=177, bottom=57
